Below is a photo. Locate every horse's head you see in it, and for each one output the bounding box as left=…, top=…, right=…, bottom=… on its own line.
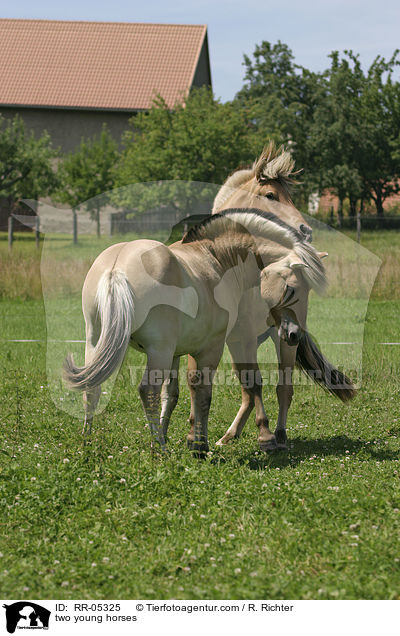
left=260, top=249, right=328, bottom=346
left=212, top=142, right=313, bottom=243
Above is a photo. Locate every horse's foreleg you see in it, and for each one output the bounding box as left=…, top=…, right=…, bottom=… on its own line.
left=272, top=334, right=297, bottom=450
left=215, top=368, right=255, bottom=445
left=216, top=337, right=258, bottom=445
left=216, top=338, right=276, bottom=451
left=187, top=340, right=224, bottom=457
left=160, top=357, right=180, bottom=438
left=139, top=349, right=174, bottom=452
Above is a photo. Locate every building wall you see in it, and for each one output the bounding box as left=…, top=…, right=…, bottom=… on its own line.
left=0, top=106, right=137, bottom=153
left=192, top=36, right=212, bottom=88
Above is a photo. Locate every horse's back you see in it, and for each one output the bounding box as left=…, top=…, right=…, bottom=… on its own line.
left=82, top=240, right=172, bottom=317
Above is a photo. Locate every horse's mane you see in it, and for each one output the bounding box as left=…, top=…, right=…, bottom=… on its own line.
left=182, top=208, right=326, bottom=294
left=253, top=141, right=299, bottom=189
left=212, top=141, right=300, bottom=213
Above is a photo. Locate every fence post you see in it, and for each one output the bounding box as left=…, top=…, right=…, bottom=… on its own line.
left=8, top=215, right=14, bottom=250
left=73, top=208, right=78, bottom=245
left=35, top=215, right=40, bottom=249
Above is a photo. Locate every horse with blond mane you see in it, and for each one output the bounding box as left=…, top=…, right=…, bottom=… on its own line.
left=64, top=173, right=355, bottom=453
left=184, top=143, right=354, bottom=450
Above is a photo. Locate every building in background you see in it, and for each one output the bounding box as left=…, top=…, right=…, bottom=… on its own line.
left=0, top=19, right=212, bottom=152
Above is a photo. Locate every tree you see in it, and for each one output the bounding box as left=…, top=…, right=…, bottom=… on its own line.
left=114, top=87, right=256, bottom=214
left=235, top=41, right=326, bottom=199
left=359, top=53, right=400, bottom=218
left=307, top=50, right=400, bottom=222
left=0, top=114, right=58, bottom=209
left=57, top=125, right=118, bottom=237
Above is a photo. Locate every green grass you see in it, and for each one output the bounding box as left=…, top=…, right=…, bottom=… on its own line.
left=0, top=296, right=399, bottom=599
left=1, top=229, right=400, bottom=599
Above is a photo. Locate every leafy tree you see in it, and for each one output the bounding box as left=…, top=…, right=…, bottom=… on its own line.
left=305, top=51, right=366, bottom=223
left=235, top=41, right=326, bottom=199
left=359, top=53, right=400, bottom=218
left=307, top=50, right=400, bottom=222
left=0, top=114, right=58, bottom=209
left=57, top=125, right=118, bottom=237
left=114, top=87, right=256, bottom=214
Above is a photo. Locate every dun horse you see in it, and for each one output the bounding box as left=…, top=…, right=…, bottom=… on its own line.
left=64, top=208, right=354, bottom=454
left=186, top=144, right=354, bottom=450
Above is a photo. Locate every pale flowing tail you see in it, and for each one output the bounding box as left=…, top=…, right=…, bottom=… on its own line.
left=64, top=269, right=134, bottom=390
left=296, top=332, right=356, bottom=402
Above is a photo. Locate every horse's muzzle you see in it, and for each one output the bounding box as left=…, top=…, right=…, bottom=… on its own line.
left=278, top=323, right=303, bottom=346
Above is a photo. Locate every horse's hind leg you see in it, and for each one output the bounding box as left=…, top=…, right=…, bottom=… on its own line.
left=82, top=323, right=101, bottom=437
left=139, top=348, right=174, bottom=452
left=186, top=354, right=197, bottom=445
left=272, top=332, right=297, bottom=450
left=83, top=386, right=101, bottom=437
left=160, top=356, right=180, bottom=438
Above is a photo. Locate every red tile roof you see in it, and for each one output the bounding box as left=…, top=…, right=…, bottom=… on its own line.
left=0, top=19, right=208, bottom=110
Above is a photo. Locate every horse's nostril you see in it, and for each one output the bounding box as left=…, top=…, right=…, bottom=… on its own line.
left=288, top=331, right=298, bottom=344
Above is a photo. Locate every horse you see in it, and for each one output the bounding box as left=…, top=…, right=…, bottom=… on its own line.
left=211, top=141, right=313, bottom=242
left=64, top=208, right=343, bottom=454
left=185, top=143, right=355, bottom=451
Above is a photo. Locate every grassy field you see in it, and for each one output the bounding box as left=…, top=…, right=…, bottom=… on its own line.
left=0, top=230, right=399, bottom=599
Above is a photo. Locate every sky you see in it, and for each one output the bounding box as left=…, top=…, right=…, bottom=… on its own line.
left=2, top=0, right=399, bottom=102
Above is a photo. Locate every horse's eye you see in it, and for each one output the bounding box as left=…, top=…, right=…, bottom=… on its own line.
left=265, top=192, right=276, bottom=200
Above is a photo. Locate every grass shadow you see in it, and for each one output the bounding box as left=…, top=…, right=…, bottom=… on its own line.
left=230, top=435, right=399, bottom=470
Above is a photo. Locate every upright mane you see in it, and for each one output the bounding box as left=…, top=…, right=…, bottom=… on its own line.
left=182, top=208, right=326, bottom=294
left=212, top=141, right=300, bottom=213
left=253, top=141, right=300, bottom=192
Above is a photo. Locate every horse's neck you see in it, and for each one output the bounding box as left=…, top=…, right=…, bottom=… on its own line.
left=205, top=234, right=289, bottom=289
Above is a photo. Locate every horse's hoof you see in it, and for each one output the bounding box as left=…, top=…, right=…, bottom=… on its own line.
left=150, top=441, right=169, bottom=455
left=259, top=438, right=277, bottom=452
left=274, top=430, right=288, bottom=450
left=216, top=437, right=231, bottom=446
left=187, top=439, right=209, bottom=458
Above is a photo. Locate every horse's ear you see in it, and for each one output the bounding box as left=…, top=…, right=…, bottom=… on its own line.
left=289, top=259, right=308, bottom=270
left=317, top=251, right=328, bottom=259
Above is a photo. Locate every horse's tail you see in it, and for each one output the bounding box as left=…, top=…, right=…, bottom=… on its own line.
left=64, top=269, right=133, bottom=391
left=296, top=331, right=356, bottom=402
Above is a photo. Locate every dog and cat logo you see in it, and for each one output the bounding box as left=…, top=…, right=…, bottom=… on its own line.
left=2, top=603, right=50, bottom=633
